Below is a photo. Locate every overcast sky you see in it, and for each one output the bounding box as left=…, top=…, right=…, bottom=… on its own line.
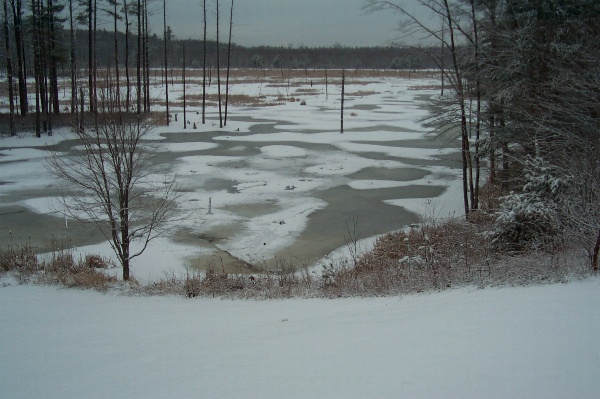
left=149, top=0, right=425, bottom=48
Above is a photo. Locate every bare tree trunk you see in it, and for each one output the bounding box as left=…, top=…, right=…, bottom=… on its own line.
left=93, top=0, right=97, bottom=115
left=123, top=0, right=130, bottom=111
left=182, top=42, right=186, bottom=129
left=593, top=229, right=600, bottom=271
left=340, top=70, right=345, bottom=134
left=440, top=15, right=444, bottom=96
left=216, top=0, right=222, bottom=128
left=325, top=67, right=328, bottom=100
left=48, top=0, right=59, bottom=115
left=79, top=87, right=84, bottom=131
left=120, top=199, right=130, bottom=280
left=113, top=0, right=121, bottom=110
left=163, top=0, right=168, bottom=124
left=470, top=0, right=481, bottom=210
left=31, top=0, right=40, bottom=136
left=3, top=0, right=15, bottom=136
left=10, top=0, right=28, bottom=115
left=489, top=115, right=496, bottom=183
left=87, top=0, right=93, bottom=113
left=136, top=0, right=141, bottom=116
left=201, top=0, right=206, bottom=124
left=39, top=0, right=48, bottom=133
left=443, top=0, right=471, bottom=216
left=224, top=0, right=233, bottom=126
left=143, top=0, right=149, bottom=112
left=69, top=0, right=77, bottom=115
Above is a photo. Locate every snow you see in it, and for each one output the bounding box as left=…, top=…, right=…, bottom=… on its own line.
left=0, top=74, right=462, bottom=280
left=1, top=279, right=599, bottom=398
left=1, top=74, right=597, bottom=397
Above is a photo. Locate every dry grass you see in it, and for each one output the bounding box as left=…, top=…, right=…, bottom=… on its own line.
left=2, top=219, right=590, bottom=298
left=144, top=260, right=317, bottom=299
left=1, top=243, right=116, bottom=290
left=346, top=90, right=378, bottom=97
left=323, top=217, right=589, bottom=297
left=408, top=85, right=443, bottom=91
left=138, top=215, right=590, bottom=299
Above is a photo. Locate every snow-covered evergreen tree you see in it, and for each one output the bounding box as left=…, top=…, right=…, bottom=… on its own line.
left=491, top=157, right=565, bottom=251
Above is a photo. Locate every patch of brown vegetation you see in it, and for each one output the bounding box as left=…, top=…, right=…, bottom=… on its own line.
left=408, top=85, right=443, bottom=91
left=346, top=90, right=377, bottom=97
left=1, top=243, right=116, bottom=290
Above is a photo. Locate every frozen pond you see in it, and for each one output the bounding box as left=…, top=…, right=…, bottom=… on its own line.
left=0, top=75, right=463, bottom=280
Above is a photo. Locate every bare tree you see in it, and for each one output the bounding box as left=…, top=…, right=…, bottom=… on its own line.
left=31, top=0, right=41, bottom=136
left=82, top=0, right=94, bottom=113
left=364, top=0, right=480, bottom=217
left=215, top=0, right=223, bottom=128
left=68, top=0, right=77, bottom=116
left=47, top=90, right=179, bottom=281
left=182, top=41, right=186, bottom=129
left=224, top=0, right=234, bottom=126
left=9, top=0, right=27, bottom=116
left=142, top=0, right=150, bottom=112
left=340, top=69, right=345, bottom=133
left=123, top=0, right=131, bottom=111
left=107, top=0, right=121, bottom=110
left=201, top=0, right=206, bottom=124
left=47, top=0, right=62, bottom=116
left=3, top=0, right=15, bottom=136
left=163, top=0, right=169, bottom=124
left=136, top=0, right=141, bottom=115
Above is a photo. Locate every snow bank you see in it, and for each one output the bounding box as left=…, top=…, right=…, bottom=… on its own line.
left=1, top=279, right=599, bottom=399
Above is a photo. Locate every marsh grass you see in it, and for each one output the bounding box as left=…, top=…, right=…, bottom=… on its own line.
left=139, top=215, right=589, bottom=299
left=2, top=218, right=589, bottom=298
left=1, top=242, right=116, bottom=291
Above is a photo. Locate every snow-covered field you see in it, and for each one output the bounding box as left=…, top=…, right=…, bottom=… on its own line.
left=2, top=279, right=599, bottom=398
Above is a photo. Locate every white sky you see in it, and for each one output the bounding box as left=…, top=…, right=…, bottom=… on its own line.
left=149, top=0, right=425, bottom=47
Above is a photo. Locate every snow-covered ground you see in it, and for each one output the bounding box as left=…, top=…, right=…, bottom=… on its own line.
left=1, top=279, right=599, bottom=398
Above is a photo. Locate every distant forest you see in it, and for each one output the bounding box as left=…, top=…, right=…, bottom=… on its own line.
left=0, top=28, right=441, bottom=73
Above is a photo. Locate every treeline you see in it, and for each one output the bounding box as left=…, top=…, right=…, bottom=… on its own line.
left=0, top=27, right=441, bottom=73
left=367, top=0, right=599, bottom=268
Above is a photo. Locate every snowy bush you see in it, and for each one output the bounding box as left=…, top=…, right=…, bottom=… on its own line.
left=491, top=157, right=566, bottom=251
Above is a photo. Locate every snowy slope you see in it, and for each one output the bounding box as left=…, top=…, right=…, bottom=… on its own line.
left=2, top=279, right=599, bottom=398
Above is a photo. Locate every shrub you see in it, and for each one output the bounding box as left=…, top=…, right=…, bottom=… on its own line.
left=491, top=157, right=565, bottom=251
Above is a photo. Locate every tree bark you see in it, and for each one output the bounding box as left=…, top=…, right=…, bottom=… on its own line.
left=340, top=70, right=345, bottom=133
left=10, top=0, right=28, bottom=115
left=443, top=0, right=471, bottom=216
left=593, top=229, right=600, bottom=272
left=87, top=0, right=93, bottom=113
left=470, top=0, right=481, bottom=210
left=136, top=0, right=141, bottom=116
left=123, top=0, right=130, bottom=111
left=216, top=0, right=222, bottom=128
left=93, top=0, right=97, bottom=114
left=201, top=0, right=206, bottom=124
left=163, top=0, right=169, bottom=124
left=182, top=42, right=186, bottom=129
left=48, top=0, right=59, bottom=115
left=224, top=0, right=233, bottom=126
left=3, top=0, right=15, bottom=136
left=113, top=0, right=121, bottom=110
left=144, top=0, right=150, bottom=111
left=31, top=0, right=40, bottom=136
left=69, top=0, right=77, bottom=115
